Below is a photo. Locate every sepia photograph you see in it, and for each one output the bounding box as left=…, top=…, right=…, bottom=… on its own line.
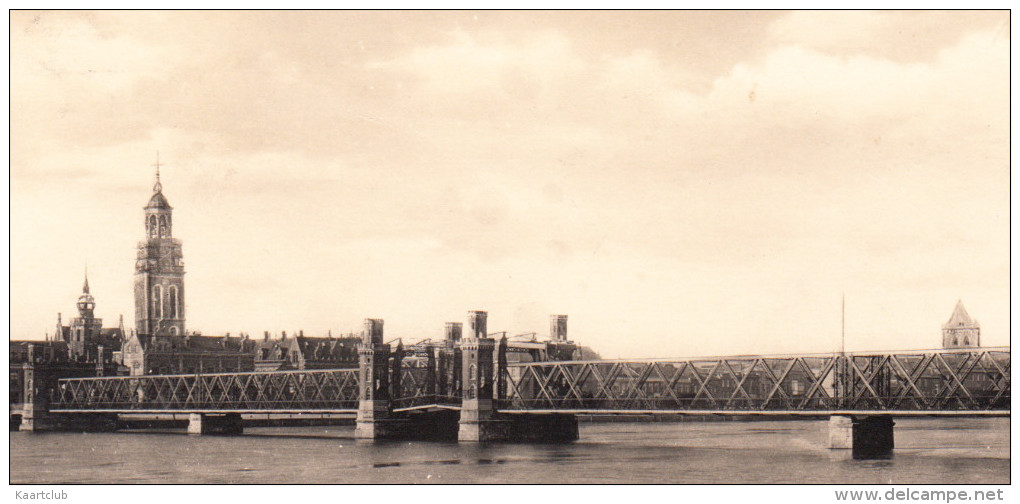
left=7, top=8, right=1010, bottom=495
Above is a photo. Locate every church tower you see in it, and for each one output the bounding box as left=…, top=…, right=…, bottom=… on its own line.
left=134, top=160, right=186, bottom=336
left=66, top=272, right=103, bottom=360
left=942, top=300, right=979, bottom=348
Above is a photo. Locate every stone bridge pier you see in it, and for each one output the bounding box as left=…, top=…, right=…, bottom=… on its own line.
left=829, top=415, right=895, bottom=459
left=188, top=413, right=243, bottom=435
left=457, top=310, right=578, bottom=443
left=352, top=311, right=578, bottom=443
left=16, top=344, right=118, bottom=433
left=457, top=311, right=500, bottom=441
left=355, top=318, right=400, bottom=438
left=17, top=352, right=44, bottom=432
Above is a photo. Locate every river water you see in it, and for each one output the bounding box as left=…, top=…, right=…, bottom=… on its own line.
left=9, top=417, right=1008, bottom=484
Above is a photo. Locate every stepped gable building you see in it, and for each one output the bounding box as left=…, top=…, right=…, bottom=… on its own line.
left=942, top=300, right=980, bottom=348
left=253, top=331, right=361, bottom=371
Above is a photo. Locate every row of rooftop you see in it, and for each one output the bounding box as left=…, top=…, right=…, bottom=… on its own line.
left=13, top=304, right=581, bottom=377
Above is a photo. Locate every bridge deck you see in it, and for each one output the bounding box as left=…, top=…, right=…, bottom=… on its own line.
left=499, top=409, right=1009, bottom=417
left=47, top=408, right=358, bottom=414
left=44, top=348, right=1009, bottom=415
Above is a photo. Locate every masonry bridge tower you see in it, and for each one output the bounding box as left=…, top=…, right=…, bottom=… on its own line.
left=352, top=311, right=579, bottom=442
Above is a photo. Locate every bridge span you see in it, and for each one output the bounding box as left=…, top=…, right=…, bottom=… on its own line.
left=18, top=314, right=1010, bottom=459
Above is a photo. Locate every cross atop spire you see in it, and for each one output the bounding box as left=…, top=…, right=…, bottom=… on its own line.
left=152, top=151, right=163, bottom=193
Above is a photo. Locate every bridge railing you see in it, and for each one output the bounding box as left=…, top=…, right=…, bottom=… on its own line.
left=47, top=347, right=1009, bottom=414
left=502, top=348, right=1009, bottom=412
left=51, top=368, right=360, bottom=411
left=840, top=350, right=1010, bottom=411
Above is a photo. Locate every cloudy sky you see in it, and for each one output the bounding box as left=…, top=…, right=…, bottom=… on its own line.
left=9, top=11, right=1009, bottom=358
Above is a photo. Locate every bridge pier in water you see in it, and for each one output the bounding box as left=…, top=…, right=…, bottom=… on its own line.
left=17, top=361, right=44, bottom=432
left=349, top=312, right=579, bottom=443
left=457, top=311, right=499, bottom=441
left=457, top=311, right=578, bottom=443
left=187, top=413, right=243, bottom=435
left=354, top=318, right=402, bottom=439
left=16, top=358, right=117, bottom=433
left=19, top=413, right=120, bottom=433
left=829, top=415, right=895, bottom=459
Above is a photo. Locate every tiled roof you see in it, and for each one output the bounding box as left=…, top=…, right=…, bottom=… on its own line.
left=943, top=300, right=979, bottom=329
left=253, top=335, right=359, bottom=360
left=138, top=334, right=253, bottom=353
left=146, top=191, right=172, bottom=209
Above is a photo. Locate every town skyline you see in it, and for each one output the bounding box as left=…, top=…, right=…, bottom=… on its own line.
left=10, top=11, right=1009, bottom=358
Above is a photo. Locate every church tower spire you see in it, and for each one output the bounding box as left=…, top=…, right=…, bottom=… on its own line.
left=77, top=267, right=95, bottom=318
left=942, top=300, right=980, bottom=348
left=153, top=151, right=163, bottom=193
left=134, top=154, right=185, bottom=337
left=68, top=267, right=102, bottom=360
left=82, top=264, right=90, bottom=295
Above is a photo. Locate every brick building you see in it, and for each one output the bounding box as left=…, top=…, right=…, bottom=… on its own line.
left=253, top=331, right=361, bottom=371
left=120, top=332, right=256, bottom=375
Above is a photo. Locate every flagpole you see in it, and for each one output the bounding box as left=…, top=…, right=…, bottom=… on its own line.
left=839, top=293, right=846, bottom=408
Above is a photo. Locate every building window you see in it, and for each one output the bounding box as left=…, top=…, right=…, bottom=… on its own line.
left=152, top=285, right=163, bottom=319
left=148, top=215, right=158, bottom=238
left=158, top=215, right=169, bottom=238
left=790, top=379, right=803, bottom=396
left=168, top=285, right=178, bottom=318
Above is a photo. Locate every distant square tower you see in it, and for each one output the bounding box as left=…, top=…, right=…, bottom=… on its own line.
left=66, top=274, right=102, bottom=359
left=942, top=300, right=979, bottom=348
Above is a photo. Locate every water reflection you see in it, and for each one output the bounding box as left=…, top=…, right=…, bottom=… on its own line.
left=9, top=417, right=1009, bottom=484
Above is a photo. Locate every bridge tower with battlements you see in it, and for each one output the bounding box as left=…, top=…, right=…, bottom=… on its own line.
left=355, top=318, right=393, bottom=438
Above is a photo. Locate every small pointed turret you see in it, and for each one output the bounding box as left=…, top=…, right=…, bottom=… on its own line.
left=146, top=153, right=172, bottom=210
left=76, top=270, right=96, bottom=318
left=153, top=151, right=163, bottom=193
left=943, top=300, right=975, bottom=329
left=942, top=300, right=980, bottom=348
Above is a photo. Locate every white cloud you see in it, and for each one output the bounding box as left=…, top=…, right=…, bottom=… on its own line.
left=767, top=11, right=894, bottom=52
left=9, top=12, right=1009, bottom=359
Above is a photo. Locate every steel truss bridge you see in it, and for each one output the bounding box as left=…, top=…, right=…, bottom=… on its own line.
left=49, top=347, right=1009, bottom=416
left=51, top=368, right=361, bottom=414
